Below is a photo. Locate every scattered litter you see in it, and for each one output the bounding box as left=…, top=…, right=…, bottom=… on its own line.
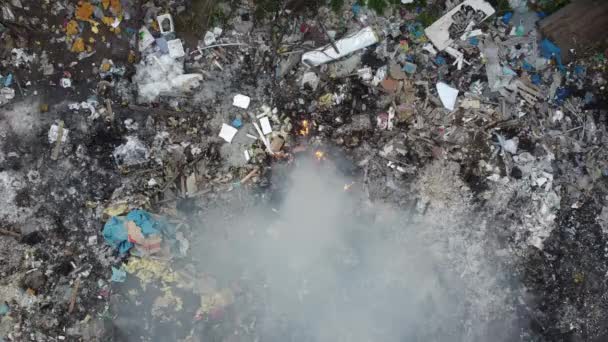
left=48, top=124, right=69, bottom=144
left=425, top=0, right=495, bottom=51
left=301, top=72, right=319, bottom=90
left=60, top=78, right=71, bottom=88
left=113, top=137, right=150, bottom=167
left=157, top=14, right=174, bottom=35
left=138, top=26, right=155, bottom=51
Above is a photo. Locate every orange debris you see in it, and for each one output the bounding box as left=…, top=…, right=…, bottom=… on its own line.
left=66, top=20, right=79, bottom=36
left=102, top=16, right=114, bottom=26
left=71, top=38, right=85, bottom=53
left=110, top=0, right=122, bottom=14
left=75, top=2, right=95, bottom=21
left=102, top=0, right=110, bottom=10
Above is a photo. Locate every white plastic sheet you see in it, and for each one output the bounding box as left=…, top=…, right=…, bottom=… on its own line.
left=301, top=27, right=378, bottom=67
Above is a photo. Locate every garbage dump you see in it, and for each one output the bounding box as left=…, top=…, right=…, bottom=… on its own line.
left=1, top=0, right=608, bottom=341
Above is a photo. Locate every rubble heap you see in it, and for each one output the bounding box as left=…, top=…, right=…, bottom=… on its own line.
left=1, top=0, right=608, bottom=340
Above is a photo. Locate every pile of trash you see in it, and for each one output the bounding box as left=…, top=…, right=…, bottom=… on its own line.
left=1, top=0, right=608, bottom=340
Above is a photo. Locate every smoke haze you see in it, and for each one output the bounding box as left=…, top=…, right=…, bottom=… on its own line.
left=189, top=156, right=519, bottom=342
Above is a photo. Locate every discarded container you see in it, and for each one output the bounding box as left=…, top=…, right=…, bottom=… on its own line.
left=113, top=137, right=149, bottom=167
left=301, top=27, right=379, bottom=67
left=156, top=14, right=174, bottom=35
left=260, top=117, right=272, bottom=135
left=167, top=39, right=185, bottom=58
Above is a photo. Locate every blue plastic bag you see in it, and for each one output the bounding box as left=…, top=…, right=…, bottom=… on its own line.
left=111, top=267, right=127, bottom=282
left=540, top=39, right=564, bottom=70
left=103, top=216, right=133, bottom=254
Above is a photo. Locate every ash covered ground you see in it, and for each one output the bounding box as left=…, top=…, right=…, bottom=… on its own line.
left=1, top=0, right=608, bottom=341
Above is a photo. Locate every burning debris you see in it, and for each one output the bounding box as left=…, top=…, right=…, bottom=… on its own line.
left=0, top=0, right=607, bottom=341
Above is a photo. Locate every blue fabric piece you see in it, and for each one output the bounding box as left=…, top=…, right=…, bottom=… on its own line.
left=232, top=118, right=243, bottom=128
left=537, top=11, right=547, bottom=19
left=111, top=267, right=127, bottom=282
left=574, top=65, right=586, bottom=75
left=522, top=61, right=534, bottom=71
left=468, top=37, right=479, bottom=46
left=531, top=74, right=541, bottom=85
left=3, top=74, right=12, bottom=87
left=435, top=56, right=446, bottom=65
left=502, top=12, right=513, bottom=25
left=554, top=87, right=570, bottom=105
left=103, top=217, right=133, bottom=254
left=402, top=62, right=417, bottom=74
left=351, top=3, right=361, bottom=16
left=126, top=209, right=160, bottom=235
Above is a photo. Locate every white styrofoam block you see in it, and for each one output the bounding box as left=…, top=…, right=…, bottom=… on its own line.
left=259, top=116, right=272, bottom=135
left=167, top=39, right=185, bottom=58
left=219, top=123, right=238, bottom=143
left=233, top=94, right=251, bottom=109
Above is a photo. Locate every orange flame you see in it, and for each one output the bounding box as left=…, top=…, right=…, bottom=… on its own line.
left=314, top=150, right=325, bottom=161
left=299, top=120, right=310, bottom=136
